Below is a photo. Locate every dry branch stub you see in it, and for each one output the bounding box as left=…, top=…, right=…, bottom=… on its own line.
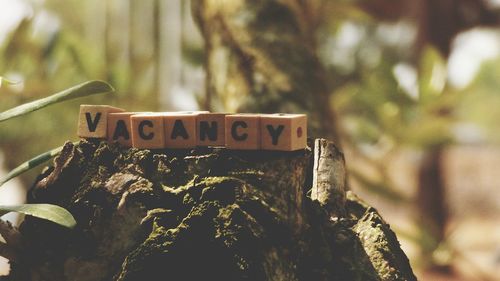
left=7, top=138, right=416, bottom=281
left=311, top=138, right=347, bottom=218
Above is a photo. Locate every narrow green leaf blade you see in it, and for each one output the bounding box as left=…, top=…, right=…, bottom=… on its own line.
left=0, top=80, right=114, bottom=122
left=419, top=46, right=446, bottom=103
left=0, top=142, right=79, bottom=187
left=0, top=77, right=19, bottom=88
left=0, top=204, right=76, bottom=228
left=349, top=169, right=410, bottom=204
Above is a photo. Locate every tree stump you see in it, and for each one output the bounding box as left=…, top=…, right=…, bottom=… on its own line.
left=7, top=139, right=416, bottom=281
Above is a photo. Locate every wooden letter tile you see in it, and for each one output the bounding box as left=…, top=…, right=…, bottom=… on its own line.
left=131, top=113, right=165, bottom=149
left=225, top=114, right=261, bottom=150
left=178, top=111, right=210, bottom=114
left=107, top=112, right=135, bottom=147
left=164, top=113, right=197, bottom=148
left=196, top=113, right=226, bottom=147
left=261, top=114, right=307, bottom=151
left=78, top=105, right=124, bottom=138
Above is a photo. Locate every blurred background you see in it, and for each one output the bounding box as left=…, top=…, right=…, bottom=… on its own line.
left=1, top=0, right=500, bottom=280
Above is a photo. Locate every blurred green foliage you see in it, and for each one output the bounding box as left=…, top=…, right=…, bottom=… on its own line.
left=0, top=0, right=174, bottom=182
left=0, top=80, right=112, bottom=187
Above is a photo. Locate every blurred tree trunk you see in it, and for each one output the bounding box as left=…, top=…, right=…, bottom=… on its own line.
left=359, top=0, right=500, bottom=269
left=152, top=0, right=161, bottom=107
left=191, top=0, right=339, bottom=140
left=158, top=0, right=183, bottom=110
left=408, top=0, right=496, bottom=269
left=417, top=146, right=448, bottom=268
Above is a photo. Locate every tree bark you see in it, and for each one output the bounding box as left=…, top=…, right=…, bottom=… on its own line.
left=191, top=0, right=339, bottom=140
left=6, top=139, right=416, bottom=281
left=416, top=146, right=448, bottom=269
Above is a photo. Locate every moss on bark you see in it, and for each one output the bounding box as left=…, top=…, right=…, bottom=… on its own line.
left=8, top=140, right=416, bottom=281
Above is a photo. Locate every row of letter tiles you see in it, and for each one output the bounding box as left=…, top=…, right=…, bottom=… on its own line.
left=77, top=105, right=307, bottom=151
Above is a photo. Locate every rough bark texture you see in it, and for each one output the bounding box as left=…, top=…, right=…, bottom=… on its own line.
left=6, top=139, right=416, bottom=281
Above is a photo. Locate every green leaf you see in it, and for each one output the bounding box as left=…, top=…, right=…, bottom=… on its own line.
left=349, top=169, right=410, bottom=204
left=0, top=142, right=79, bottom=187
left=0, top=204, right=76, bottom=228
left=419, top=46, right=446, bottom=103
left=0, top=80, right=114, bottom=122
left=0, top=77, right=19, bottom=88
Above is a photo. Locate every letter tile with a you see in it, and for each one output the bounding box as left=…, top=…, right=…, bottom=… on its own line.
left=107, top=112, right=136, bottom=147
left=164, top=113, right=197, bottom=148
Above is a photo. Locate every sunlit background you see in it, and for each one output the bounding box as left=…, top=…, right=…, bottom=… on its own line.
left=1, top=0, right=500, bottom=280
